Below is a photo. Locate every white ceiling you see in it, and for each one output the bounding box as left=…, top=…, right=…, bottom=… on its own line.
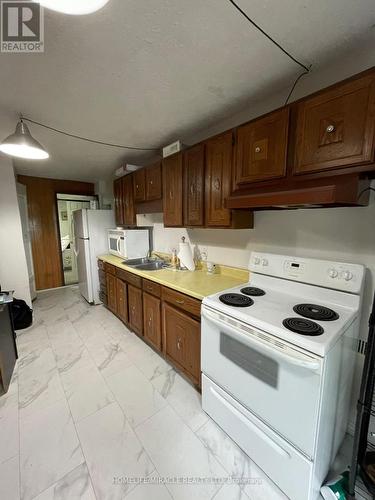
left=1, top=0, right=375, bottom=182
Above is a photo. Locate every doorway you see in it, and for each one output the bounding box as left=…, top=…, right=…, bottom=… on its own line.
left=56, top=194, right=97, bottom=286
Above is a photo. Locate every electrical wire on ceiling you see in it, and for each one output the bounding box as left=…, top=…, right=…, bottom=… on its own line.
left=20, top=116, right=160, bottom=152
left=227, top=0, right=312, bottom=104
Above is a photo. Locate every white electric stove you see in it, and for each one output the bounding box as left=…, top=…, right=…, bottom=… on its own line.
left=201, top=252, right=365, bottom=500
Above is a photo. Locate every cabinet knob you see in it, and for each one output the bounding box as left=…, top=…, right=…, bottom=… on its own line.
left=254, top=146, right=261, bottom=153
left=150, top=180, right=153, bottom=185
left=169, top=190, right=173, bottom=199
left=326, top=124, right=335, bottom=133
left=190, top=184, right=194, bottom=195
left=176, top=299, right=184, bottom=305
left=214, top=178, right=221, bottom=190
left=177, top=338, right=182, bottom=350
left=136, top=184, right=139, bottom=189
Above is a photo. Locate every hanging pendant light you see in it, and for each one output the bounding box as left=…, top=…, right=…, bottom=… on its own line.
left=0, top=120, right=49, bottom=159
left=36, top=0, right=110, bottom=15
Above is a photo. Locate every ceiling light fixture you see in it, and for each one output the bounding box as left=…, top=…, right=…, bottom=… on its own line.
left=0, top=120, right=49, bottom=160
left=35, top=0, right=110, bottom=15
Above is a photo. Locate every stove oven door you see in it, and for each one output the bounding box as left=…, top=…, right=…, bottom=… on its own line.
left=201, top=306, right=324, bottom=458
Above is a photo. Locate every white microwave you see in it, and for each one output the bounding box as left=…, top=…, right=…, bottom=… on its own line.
left=108, top=229, right=150, bottom=259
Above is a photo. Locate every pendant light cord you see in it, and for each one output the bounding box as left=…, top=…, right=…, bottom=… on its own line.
left=20, top=116, right=160, bottom=152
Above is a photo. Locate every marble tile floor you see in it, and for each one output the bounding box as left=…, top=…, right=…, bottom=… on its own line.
left=0, top=285, right=347, bottom=500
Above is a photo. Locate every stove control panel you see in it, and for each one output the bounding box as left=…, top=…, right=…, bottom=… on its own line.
left=249, top=252, right=365, bottom=294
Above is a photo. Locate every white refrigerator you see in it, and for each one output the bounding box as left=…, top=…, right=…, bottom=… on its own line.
left=73, top=209, right=115, bottom=304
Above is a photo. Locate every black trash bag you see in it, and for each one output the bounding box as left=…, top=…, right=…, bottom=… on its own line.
left=10, top=298, right=33, bottom=330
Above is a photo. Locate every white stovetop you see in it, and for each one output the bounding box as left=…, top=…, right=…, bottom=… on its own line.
left=202, top=273, right=361, bottom=357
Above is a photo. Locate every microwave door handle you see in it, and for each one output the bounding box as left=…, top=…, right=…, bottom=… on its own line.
left=202, top=309, right=321, bottom=372
left=116, top=237, right=120, bottom=254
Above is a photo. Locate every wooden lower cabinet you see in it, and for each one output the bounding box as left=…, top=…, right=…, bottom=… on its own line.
left=143, top=292, right=161, bottom=350
left=116, top=278, right=128, bottom=324
left=106, top=273, right=117, bottom=314
left=128, top=284, right=143, bottom=336
left=162, top=302, right=201, bottom=386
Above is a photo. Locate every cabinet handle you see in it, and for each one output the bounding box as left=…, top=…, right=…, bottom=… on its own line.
left=214, top=178, right=220, bottom=190
left=254, top=146, right=261, bottom=153
left=148, top=316, right=152, bottom=325
left=150, top=180, right=153, bottom=185
left=169, top=190, right=173, bottom=199
left=190, top=184, right=194, bottom=195
left=136, top=184, right=139, bottom=189
left=175, top=299, right=184, bottom=304
left=177, top=338, right=182, bottom=350
left=326, top=124, right=335, bottom=133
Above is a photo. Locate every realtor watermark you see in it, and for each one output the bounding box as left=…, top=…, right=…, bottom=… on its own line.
left=1, top=1, right=44, bottom=52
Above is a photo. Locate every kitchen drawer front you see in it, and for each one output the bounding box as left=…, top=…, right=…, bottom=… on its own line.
left=104, top=262, right=116, bottom=276
left=98, top=269, right=106, bottom=285
left=294, top=74, right=375, bottom=174
left=116, top=268, right=142, bottom=288
left=162, top=287, right=201, bottom=317
left=162, top=303, right=201, bottom=385
left=202, top=375, right=314, bottom=500
left=142, top=279, right=161, bottom=297
left=98, top=259, right=105, bottom=270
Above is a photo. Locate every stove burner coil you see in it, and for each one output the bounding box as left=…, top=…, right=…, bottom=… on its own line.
left=219, top=293, right=254, bottom=307
left=293, top=304, right=339, bottom=321
left=282, top=317, right=324, bottom=336
left=240, top=287, right=266, bottom=297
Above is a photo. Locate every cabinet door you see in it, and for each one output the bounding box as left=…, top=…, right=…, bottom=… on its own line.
left=162, top=153, right=183, bottom=227
left=116, top=278, right=128, bottom=324
left=133, top=169, right=146, bottom=202
left=143, top=292, right=161, bottom=351
left=113, top=178, right=124, bottom=226
left=294, top=74, right=375, bottom=174
left=184, top=144, right=205, bottom=226
left=162, top=303, right=201, bottom=385
left=122, top=175, right=136, bottom=226
left=205, top=131, right=232, bottom=227
left=235, top=108, right=289, bottom=185
left=146, top=162, right=162, bottom=201
left=106, top=273, right=117, bottom=314
left=128, top=284, right=143, bottom=336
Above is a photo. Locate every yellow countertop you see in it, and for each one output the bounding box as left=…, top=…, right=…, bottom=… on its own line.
left=98, top=254, right=249, bottom=300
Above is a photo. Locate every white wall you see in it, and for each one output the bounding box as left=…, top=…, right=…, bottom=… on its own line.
left=0, top=157, right=31, bottom=306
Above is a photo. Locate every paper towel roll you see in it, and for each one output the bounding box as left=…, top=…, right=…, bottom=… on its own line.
left=178, top=240, right=195, bottom=271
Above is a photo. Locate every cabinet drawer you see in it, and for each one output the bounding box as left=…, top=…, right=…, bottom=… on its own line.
left=104, top=262, right=116, bottom=276
left=162, top=303, right=201, bottom=385
left=142, top=279, right=161, bottom=297
left=116, top=268, right=142, bottom=288
left=98, top=259, right=105, bottom=270
left=294, top=73, right=375, bottom=174
left=162, top=287, right=201, bottom=317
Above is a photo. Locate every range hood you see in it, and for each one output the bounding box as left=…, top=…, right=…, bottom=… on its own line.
left=226, top=175, right=370, bottom=211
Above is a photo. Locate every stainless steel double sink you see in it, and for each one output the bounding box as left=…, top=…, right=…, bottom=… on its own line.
left=122, top=257, right=169, bottom=271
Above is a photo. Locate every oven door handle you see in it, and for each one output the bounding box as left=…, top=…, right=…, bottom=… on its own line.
left=202, top=308, right=321, bottom=372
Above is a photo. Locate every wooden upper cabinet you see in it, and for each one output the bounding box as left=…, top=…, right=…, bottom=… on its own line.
left=146, top=162, right=162, bottom=201
left=184, top=144, right=205, bottom=226
left=122, top=174, right=136, bottom=226
left=133, top=169, right=146, bottom=202
left=162, top=153, right=183, bottom=227
left=205, top=131, right=233, bottom=227
left=235, top=108, right=289, bottom=185
left=294, top=73, right=375, bottom=174
left=113, top=178, right=124, bottom=226
left=143, top=292, right=161, bottom=351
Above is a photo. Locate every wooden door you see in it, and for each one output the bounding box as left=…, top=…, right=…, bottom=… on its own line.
left=106, top=273, right=117, bottom=314
left=205, top=131, right=232, bottom=227
left=162, top=303, right=201, bottom=385
left=143, top=292, right=161, bottom=351
left=133, top=169, right=146, bottom=202
left=116, top=278, right=128, bottom=324
left=128, top=284, right=143, bottom=336
left=113, top=178, right=124, bottom=226
left=184, top=144, right=205, bottom=226
left=146, top=162, right=162, bottom=200
left=162, top=153, right=183, bottom=227
left=235, top=108, right=289, bottom=185
left=122, top=175, right=136, bottom=226
left=294, top=73, right=375, bottom=174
